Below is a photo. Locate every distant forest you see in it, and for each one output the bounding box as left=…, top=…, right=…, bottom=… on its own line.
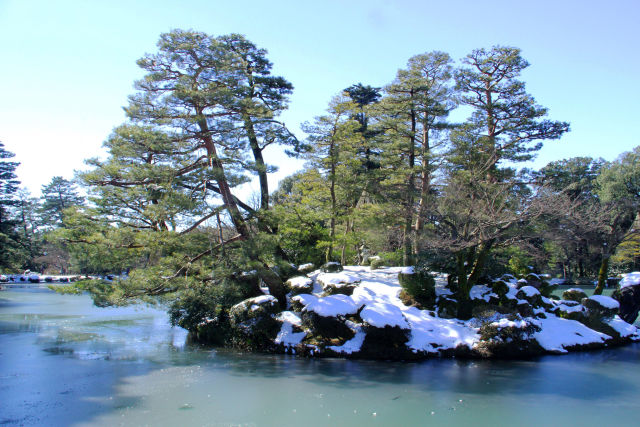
left=1, top=30, right=638, bottom=311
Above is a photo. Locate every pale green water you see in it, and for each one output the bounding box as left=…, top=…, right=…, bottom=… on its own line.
left=1, top=286, right=640, bottom=426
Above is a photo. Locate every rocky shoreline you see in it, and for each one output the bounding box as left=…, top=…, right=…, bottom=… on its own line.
left=194, top=265, right=640, bottom=360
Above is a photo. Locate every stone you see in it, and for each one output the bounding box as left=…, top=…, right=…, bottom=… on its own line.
left=229, top=295, right=281, bottom=349
left=320, top=262, right=344, bottom=273
left=475, top=317, right=543, bottom=358
left=297, top=263, right=316, bottom=274
left=612, top=285, right=640, bottom=324
left=285, top=276, right=314, bottom=296
left=562, top=288, right=588, bottom=302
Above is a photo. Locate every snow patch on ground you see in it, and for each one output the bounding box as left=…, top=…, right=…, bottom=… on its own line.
left=299, top=294, right=361, bottom=317
left=316, top=272, right=361, bottom=286
left=361, top=302, right=408, bottom=328
left=519, top=286, right=540, bottom=297
left=533, top=315, right=610, bottom=353
left=470, top=285, right=497, bottom=302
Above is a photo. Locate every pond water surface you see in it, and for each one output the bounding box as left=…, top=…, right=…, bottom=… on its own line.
left=1, top=286, right=640, bottom=426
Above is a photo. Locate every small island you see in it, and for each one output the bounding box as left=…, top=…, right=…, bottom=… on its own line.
left=2, top=29, right=639, bottom=362
left=198, top=264, right=640, bottom=360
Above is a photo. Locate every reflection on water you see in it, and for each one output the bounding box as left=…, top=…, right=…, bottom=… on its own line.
left=1, top=287, right=640, bottom=426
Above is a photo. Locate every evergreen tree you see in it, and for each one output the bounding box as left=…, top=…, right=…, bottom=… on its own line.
left=378, top=52, right=455, bottom=265
left=40, top=176, right=84, bottom=227
left=0, top=142, right=25, bottom=269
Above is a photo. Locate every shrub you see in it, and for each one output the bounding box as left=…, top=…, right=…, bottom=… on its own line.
left=398, top=271, right=435, bottom=307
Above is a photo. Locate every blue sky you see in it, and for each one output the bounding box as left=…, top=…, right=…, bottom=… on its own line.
left=1, top=0, right=638, bottom=196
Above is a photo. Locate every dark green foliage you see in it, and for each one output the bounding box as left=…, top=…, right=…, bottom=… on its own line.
left=169, top=276, right=263, bottom=345
left=0, top=142, right=27, bottom=269
left=398, top=271, right=435, bottom=307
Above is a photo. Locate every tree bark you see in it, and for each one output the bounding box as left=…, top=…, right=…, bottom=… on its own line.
left=593, top=255, right=610, bottom=295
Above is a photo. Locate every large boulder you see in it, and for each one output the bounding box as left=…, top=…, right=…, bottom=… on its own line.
left=358, top=302, right=411, bottom=359
left=562, top=288, right=588, bottom=302
left=475, top=317, right=543, bottom=358
left=612, top=272, right=640, bottom=324
left=297, top=294, right=361, bottom=342
left=582, top=295, right=619, bottom=320
left=285, top=276, right=314, bottom=296
left=229, top=295, right=281, bottom=349
left=320, top=262, right=343, bottom=273
left=317, top=272, right=359, bottom=296
left=297, top=263, right=316, bottom=275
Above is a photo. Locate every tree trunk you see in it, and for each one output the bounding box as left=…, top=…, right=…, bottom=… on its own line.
left=242, top=113, right=269, bottom=210
left=402, top=105, right=417, bottom=266
left=593, top=255, right=610, bottom=295
left=197, top=117, right=251, bottom=238
left=467, top=239, right=495, bottom=287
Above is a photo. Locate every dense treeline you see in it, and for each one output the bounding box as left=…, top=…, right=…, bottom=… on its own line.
left=1, top=30, right=638, bottom=328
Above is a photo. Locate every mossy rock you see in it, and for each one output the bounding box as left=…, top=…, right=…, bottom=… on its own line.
left=297, top=263, right=316, bottom=275
left=285, top=276, right=314, bottom=296
left=229, top=296, right=281, bottom=349
left=562, top=288, right=588, bottom=302
left=582, top=296, right=619, bottom=320
left=320, top=262, right=344, bottom=273
left=322, top=282, right=356, bottom=296
left=475, top=318, right=543, bottom=358
left=516, top=286, right=542, bottom=304
left=398, top=271, right=435, bottom=307
left=515, top=301, right=534, bottom=317
left=358, top=325, right=411, bottom=360
left=553, top=300, right=585, bottom=321
left=301, top=311, right=354, bottom=341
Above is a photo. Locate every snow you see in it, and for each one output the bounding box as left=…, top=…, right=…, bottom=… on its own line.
left=606, top=315, right=639, bottom=339
left=490, top=318, right=529, bottom=329
left=620, top=272, right=640, bottom=288
left=281, top=265, right=633, bottom=357
left=329, top=321, right=366, bottom=354
left=404, top=307, right=479, bottom=353
left=250, top=295, right=277, bottom=305
left=518, top=286, right=540, bottom=297
left=469, top=285, right=497, bottom=302
left=299, top=294, right=361, bottom=317
left=275, top=311, right=306, bottom=346
left=360, top=302, right=408, bottom=329
left=400, top=266, right=415, bottom=275
left=316, top=272, right=360, bottom=286
left=287, top=276, right=313, bottom=288
left=588, top=295, right=620, bottom=310
left=435, top=284, right=453, bottom=298
left=298, top=263, right=314, bottom=271
left=533, top=315, right=610, bottom=353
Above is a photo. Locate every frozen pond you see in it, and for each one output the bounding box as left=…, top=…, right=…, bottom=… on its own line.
left=1, top=286, right=640, bottom=426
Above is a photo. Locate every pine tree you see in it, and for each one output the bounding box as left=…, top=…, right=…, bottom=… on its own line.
left=378, top=52, right=455, bottom=265
left=40, top=176, right=84, bottom=227
left=0, top=142, right=24, bottom=269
